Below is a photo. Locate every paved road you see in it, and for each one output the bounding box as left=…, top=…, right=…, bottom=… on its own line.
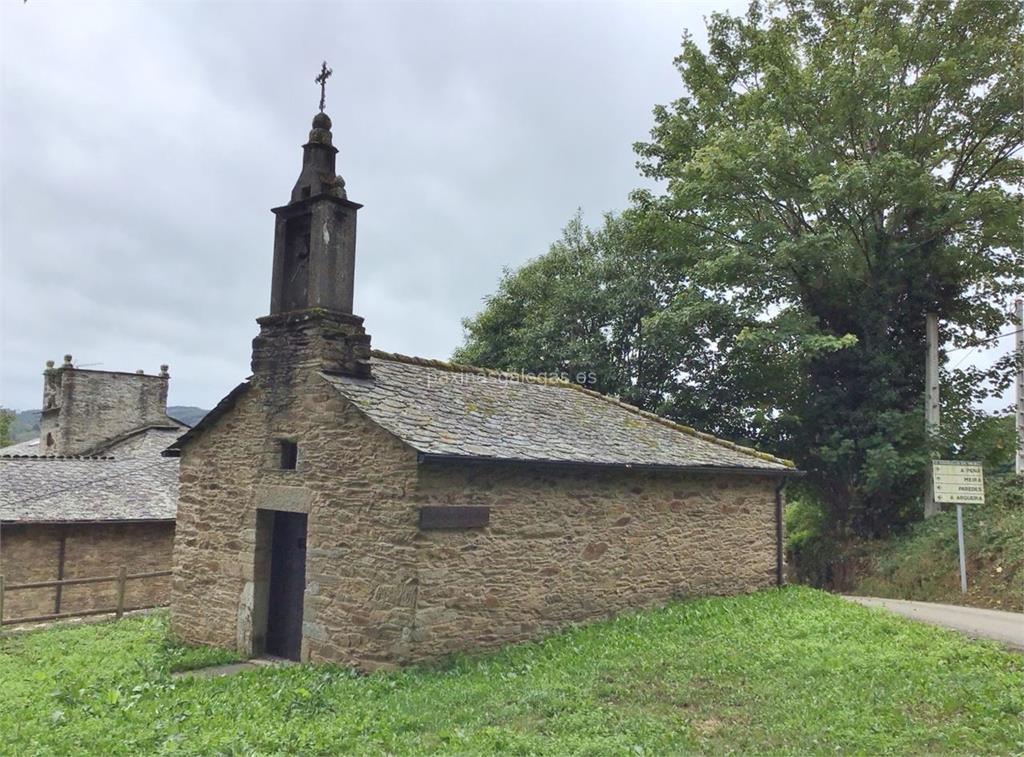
left=845, top=596, right=1024, bottom=651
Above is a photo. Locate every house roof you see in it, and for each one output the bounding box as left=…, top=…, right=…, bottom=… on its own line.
left=1, top=420, right=187, bottom=460
left=86, top=424, right=188, bottom=458
left=0, top=437, right=43, bottom=455
left=0, top=427, right=182, bottom=523
left=165, top=351, right=794, bottom=473
left=321, top=351, right=794, bottom=473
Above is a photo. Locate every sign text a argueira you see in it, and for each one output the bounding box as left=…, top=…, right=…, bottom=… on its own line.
left=932, top=460, right=985, bottom=505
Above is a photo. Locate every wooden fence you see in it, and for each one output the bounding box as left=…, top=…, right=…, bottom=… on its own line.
left=0, top=567, right=172, bottom=626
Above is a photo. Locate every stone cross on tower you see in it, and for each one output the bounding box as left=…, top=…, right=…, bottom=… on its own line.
left=316, top=61, right=332, bottom=113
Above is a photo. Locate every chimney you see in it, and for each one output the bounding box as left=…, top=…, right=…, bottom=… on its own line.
left=38, top=356, right=172, bottom=456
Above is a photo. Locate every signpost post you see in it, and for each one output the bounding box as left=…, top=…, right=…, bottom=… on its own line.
left=955, top=505, right=967, bottom=595
left=932, top=460, right=985, bottom=594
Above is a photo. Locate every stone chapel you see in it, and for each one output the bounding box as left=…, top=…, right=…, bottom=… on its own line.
left=165, top=100, right=798, bottom=668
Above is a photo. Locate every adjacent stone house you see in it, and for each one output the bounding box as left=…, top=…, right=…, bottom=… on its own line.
left=166, top=107, right=797, bottom=668
left=0, top=359, right=186, bottom=623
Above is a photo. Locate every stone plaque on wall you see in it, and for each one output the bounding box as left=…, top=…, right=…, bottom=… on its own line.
left=418, top=506, right=490, bottom=530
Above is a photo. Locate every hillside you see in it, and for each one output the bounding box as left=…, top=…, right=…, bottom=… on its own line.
left=1, top=588, right=1021, bottom=755
left=850, top=476, right=1023, bottom=612
left=166, top=406, right=208, bottom=427
left=9, top=410, right=41, bottom=443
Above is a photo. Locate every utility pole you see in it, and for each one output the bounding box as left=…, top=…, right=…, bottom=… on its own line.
left=924, top=312, right=941, bottom=518
left=1016, top=299, right=1023, bottom=477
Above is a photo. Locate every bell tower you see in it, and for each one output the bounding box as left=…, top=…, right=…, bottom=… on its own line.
left=269, top=110, right=361, bottom=315
left=252, top=64, right=371, bottom=385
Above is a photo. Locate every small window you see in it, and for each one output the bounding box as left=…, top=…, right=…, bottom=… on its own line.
left=46, top=432, right=54, bottom=448
left=279, top=440, right=298, bottom=470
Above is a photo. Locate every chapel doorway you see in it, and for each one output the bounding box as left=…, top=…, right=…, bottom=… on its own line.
left=264, top=510, right=308, bottom=661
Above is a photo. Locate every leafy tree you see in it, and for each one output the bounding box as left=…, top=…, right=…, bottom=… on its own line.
left=958, top=414, right=1017, bottom=474
left=456, top=209, right=809, bottom=437
left=455, top=212, right=742, bottom=416
left=0, top=408, right=14, bottom=448
left=459, top=0, right=1023, bottom=537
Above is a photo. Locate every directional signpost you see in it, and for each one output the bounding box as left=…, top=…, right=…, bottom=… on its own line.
left=932, top=461, right=985, bottom=594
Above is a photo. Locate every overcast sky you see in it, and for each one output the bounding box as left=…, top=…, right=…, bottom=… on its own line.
left=0, top=1, right=1014, bottom=413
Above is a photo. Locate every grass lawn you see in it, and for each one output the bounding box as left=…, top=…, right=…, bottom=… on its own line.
left=1, top=587, right=1021, bottom=755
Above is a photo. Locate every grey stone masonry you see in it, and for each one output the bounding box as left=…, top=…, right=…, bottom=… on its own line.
left=269, top=112, right=362, bottom=316
left=39, top=356, right=173, bottom=456
left=251, top=310, right=372, bottom=415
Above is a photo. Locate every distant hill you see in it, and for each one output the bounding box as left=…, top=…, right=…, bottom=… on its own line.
left=10, top=410, right=41, bottom=443
left=167, top=406, right=209, bottom=427
left=6, top=406, right=209, bottom=442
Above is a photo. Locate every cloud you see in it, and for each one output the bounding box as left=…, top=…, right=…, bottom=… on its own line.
left=2, top=1, right=740, bottom=410
left=9, top=1, right=1006, bottom=416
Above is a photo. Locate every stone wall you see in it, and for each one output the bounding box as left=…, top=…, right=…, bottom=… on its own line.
left=171, top=368, right=781, bottom=670
left=407, top=464, right=777, bottom=662
left=170, top=369, right=418, bottom=663
left=170, top=384, right=268, bottom=651
left=39, top=363, right=170, bottom=456
left=0, top=522, right=174, bottom=622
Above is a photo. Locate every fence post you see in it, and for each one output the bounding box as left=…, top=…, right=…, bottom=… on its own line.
left=0, top=575, right=5, bottom=627
left=115, top=567, right=126, bottom=620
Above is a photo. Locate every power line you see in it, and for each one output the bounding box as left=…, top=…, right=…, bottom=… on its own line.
left=951, top=348, right=979, bottom=370
left=946, top=329, right=1018, bottom=353
left=949, top=329, right=1022, bottom=370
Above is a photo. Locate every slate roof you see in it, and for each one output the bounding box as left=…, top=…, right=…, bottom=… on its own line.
left=88, top=425, right=186, bottom=459
left=321, top=351, right=794, bottom=472
left=0, top=427, right=184, bottom=523
left=0, top=437, right=43, bottom=455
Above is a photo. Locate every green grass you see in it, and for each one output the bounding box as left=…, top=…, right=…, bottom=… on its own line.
left=853, top=476, right=1024, bottom=611
left=161, top=634, right=243, bottom=674
left=1, top=588, right=1022, bottom=755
